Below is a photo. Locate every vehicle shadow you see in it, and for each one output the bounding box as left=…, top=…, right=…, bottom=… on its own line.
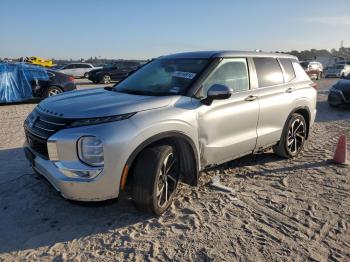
left=0, top=147, right=155, bottom=254
left=0, top=99, right=40, bottom=106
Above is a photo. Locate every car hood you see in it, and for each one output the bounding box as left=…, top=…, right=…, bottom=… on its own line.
left=334, top=79, right=350, bottom=91
left=37, top=88, right=173, bottom=119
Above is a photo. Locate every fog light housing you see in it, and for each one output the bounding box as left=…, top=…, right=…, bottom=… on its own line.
left=78, top=136, right=104, bottom=166
left=54, top=162, right=102, bottom=179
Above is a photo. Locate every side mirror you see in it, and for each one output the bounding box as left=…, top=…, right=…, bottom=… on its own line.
left=201, top=84, right=233, bottom=105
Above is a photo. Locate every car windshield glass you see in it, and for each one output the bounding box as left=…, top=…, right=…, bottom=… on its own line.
left=336, top=65, right=345, bottom=69
left=300, top=62, right=308, bottom=69
left=104, top=64, right=115, bottom=69
left=114, top=58, right=209, bottom=96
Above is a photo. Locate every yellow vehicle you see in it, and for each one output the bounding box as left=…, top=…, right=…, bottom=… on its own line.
left=24, top=56, right=55, bottom=68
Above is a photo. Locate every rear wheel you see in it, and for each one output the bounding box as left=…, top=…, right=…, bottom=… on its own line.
left=132, top=145, right=180, bottom=215
left=101, top=74, right=111, bottom=84
left=273, top=113, right=307, bottom=158
left=44, top=86, right=63, bottom=98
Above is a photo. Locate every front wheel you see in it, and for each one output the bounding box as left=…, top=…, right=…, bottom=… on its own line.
left=83, top=72, right=89, bottom=78
left=273, top=113, right=307, bottom=158
left=132, top=145, right=179, bottom=215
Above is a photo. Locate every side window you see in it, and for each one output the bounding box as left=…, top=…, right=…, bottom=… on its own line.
left=279, top=58, right=296, bottom=82
left=65, top=64, right=75, bottom=69
left=253, top=58, right=284, bottom=87
left=202, top=58, right=249, bottom=95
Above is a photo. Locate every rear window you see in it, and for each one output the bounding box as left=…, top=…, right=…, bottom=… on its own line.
left=253, top=58, right=284, bottom=87
left=279, top=58, right=296, bottom=82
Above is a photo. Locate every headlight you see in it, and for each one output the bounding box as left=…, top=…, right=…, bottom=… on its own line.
left=69, top=113, right=135, bottom=128
left=78, top=136, right=104, bottom=166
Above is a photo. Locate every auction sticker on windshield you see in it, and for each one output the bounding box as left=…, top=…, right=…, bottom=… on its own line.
left=172, top=71, right=196, bottom=79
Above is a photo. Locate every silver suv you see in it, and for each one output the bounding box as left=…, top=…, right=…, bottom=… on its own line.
left=24, top=51, right=317, bottom=215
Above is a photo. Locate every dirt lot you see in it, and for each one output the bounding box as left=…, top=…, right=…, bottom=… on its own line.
left=0, top=79, right=349, bottom=261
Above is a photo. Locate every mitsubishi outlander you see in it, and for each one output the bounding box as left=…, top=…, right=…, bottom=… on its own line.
left=24, top=51, right=317, bottom=215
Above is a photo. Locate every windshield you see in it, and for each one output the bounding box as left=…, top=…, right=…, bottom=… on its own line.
left=300, top=62, right=308, bottom=69
left=335, top=65, right=345, bottom=69
left=115, top=58, right=209, bottom=96
left=104, top=64, right=115, bottom=69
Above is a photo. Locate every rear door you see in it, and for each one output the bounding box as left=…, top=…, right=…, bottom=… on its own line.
left=253, top=57, right=299, bottom=148
left=196, top=58, right=259, bottom=166
left=74, top=64, right=85, bottom=77
left=60, top=64, right=75, bottom=76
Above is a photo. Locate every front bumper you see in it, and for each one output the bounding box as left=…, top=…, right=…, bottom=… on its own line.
left=325, top=72, right=340, bottom=77
left=24, top=146, right=116, bottom=201
left=24, top=119, right=143, bottom=202
left=328, top=92, right=349, bottom=106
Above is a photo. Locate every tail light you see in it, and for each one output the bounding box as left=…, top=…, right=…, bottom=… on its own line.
left=68, top=76, right=75, bottom=83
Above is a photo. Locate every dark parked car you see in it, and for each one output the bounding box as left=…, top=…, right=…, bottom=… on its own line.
left=88, top=61, right=142, bottom=84
left=328, top=74, right=350, bottom=107
left=0, top=63, right=76, bottom=103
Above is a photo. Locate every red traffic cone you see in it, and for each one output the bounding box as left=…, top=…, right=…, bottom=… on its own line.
left=333, top=134, right=348, bottom=165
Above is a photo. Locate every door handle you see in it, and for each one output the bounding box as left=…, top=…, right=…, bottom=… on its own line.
left=244, top=95, right=258, bottom=101
left=285, top=87, right=294, bottom=93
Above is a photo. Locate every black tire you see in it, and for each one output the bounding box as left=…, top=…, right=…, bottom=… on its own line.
left=83, top=72, right=89, bottom=79
left=100, top=74, right=111, bottom=84
left=132, top=145, right=179, bottom=215
left=273, top=113, right=307, bottom=158
left=43, top=86, right=63, bottom=98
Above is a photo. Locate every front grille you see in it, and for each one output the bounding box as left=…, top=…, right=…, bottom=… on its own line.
left=24, top=110, right=73, bottom=158
left=25, top=112, right=71, bottom=139
left=342, top=90, right=350, bottom=101
left=25, top=131, right=49, bottom=158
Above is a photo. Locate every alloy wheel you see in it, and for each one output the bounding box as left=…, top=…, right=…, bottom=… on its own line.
left=48, top=88, right=62, bottom=96
left=156, top=152, right=178, bottom=208
left=103, top=75, right=111, bottom=84
left=287, top=118, right=305, bottom=154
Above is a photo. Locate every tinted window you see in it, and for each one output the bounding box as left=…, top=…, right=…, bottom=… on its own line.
left=125, top=62, right=138, bottom=67
left=116, top=58, right=209, bottom=96
left=65, top=64, right=75, bottom=69
left=254, top=58, right=284, bottom=87
left=279, top=58, right=296, bottom=82
left=78, top=64, right=92, bottom=68
left=202, top=58, right=249, bottom=94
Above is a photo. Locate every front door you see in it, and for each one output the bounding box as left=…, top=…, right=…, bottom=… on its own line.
left=195, top=58, right=259, bottom=166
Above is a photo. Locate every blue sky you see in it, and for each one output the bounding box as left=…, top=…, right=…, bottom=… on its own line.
left=1, top=0, right=349, bottom=59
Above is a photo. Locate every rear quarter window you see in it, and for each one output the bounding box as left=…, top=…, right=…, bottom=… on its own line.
left=253, top=58, right=284, bottom=87
left=292, top=62, right=310, bottom=81
left=279, top=58, right=296, bottom=82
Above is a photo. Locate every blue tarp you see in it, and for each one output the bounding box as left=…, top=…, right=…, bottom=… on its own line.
left=0, top=63, right=49, bottom=103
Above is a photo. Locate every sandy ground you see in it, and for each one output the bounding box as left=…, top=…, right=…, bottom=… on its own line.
left=0, top=79, right=349, bottom=261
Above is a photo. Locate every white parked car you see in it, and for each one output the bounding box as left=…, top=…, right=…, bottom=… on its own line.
left=57, top=63, right=101, bottom=78
left=324, top=64, right=350, bottom=78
